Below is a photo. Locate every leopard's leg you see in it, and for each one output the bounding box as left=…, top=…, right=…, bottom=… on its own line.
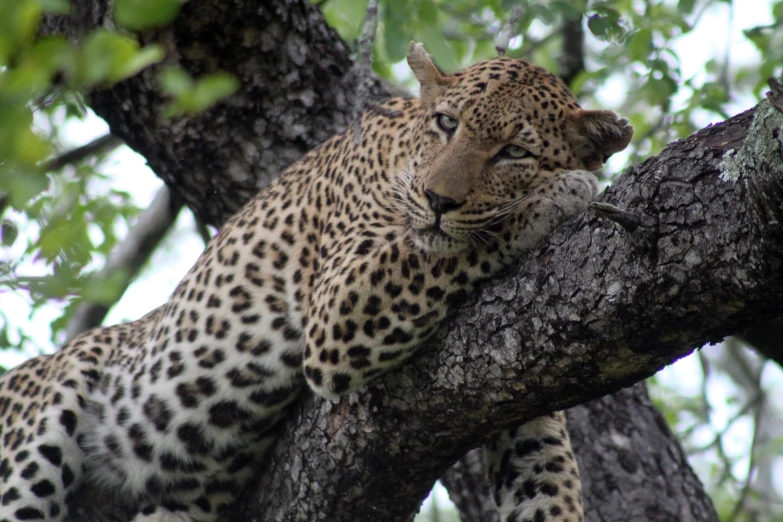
left=0, top=379, right=87, bottom=522
left=127, top=402, right=287, bottom=522
left=484, top=412, right=583, bottom=522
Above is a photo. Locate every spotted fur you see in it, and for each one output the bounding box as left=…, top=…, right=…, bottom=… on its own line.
left=0, top=43, right=632, bottom=522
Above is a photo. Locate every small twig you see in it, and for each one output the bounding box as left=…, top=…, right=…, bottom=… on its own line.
left=766, top=77, right=783, bottom=115
left=688, top=391, right=761, bottom=454
left=495, top=6, right=523, bottom=56
left=558, top=14, right=585, bottom=86
left=352, top=0, right=380, bottom=147
left=725, top=368, right=765, bottom=522
left=1, top=134, right=123, bottom=221
left=589, top=202, right=642, bottom=233
left=43, top=134, right=123, bottom=172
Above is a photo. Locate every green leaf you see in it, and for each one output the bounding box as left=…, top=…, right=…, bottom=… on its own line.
left=551, top=0, right=586, bottom=19
left=190, top=73, right=240, bottom=109
left=420, top=26, right=458, bottom=72
left=114, top=0, right=183, bottom=31
left=383, top=21, right=409, bottom=62
left=0, top=168, right=50, bottom=208
left=78, top=31, right=162, bottom=86
left=587, top=14, right=610, bottom=38
left=418, top=0, right=438, bottom=26
left=16, top=127, right=50, bottom=166
left=677, top=0, right=697, bottom=14
left=774, top=0, right=783, bottom=22
left=530, top=4, right=556, bottom=25
left=628, top=28, right=652, bottom=62
left=159, top=66, right=193, bottom=96
left=586, top=8, right=625, bottom=42
left=112, top=45, right=164, bottom=81
left=36, top=0, right=69, bottom=14
left=161, top=70, right=239, bottom=116
left=1, top=221, right=18, bottom=247
left=381, top=0, right=410, bottom=62
left=322, top=0, right=368, bottom=41
left=81, top=270, right=130, bottom=305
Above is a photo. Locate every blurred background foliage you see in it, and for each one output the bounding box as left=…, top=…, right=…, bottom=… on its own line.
left=1, top=0, right=782, bottom=520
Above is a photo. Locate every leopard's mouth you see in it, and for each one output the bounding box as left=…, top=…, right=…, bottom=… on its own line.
left=409, top=224, right=467, bottom=254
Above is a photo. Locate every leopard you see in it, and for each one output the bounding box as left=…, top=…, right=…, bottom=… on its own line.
left=0, top=42, right=632, bottom=522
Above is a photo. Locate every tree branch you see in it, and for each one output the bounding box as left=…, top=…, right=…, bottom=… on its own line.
left=63, top=186, right=183, bottom=341
left=43, top=133, right=123, bottom=172
left=43, top=0, right=386, bottom=228
left=440, top=451, right=499, bottom=522
left=558, top=14, right=585, bottom=86
left=494, top=7, right=522, bottom=56
left=352, top=0, right=380, bottom=146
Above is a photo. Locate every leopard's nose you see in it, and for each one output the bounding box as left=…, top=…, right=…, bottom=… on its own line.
left=424, top=190, right=464, bottom=214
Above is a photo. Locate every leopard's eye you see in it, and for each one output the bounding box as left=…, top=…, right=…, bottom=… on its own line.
left=497, top=145, right=534, bottom=160
left=436, top=114, right=459, bottom=133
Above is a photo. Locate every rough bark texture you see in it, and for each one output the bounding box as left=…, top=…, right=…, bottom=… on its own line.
left=38, top=1, right=783, bottom=521
left=572, top=384, right=719, bottom=522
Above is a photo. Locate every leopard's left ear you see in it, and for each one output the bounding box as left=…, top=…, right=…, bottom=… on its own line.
left=406, top=42, right=456, bottom=108
left=566, top=109, right=634, bottom=171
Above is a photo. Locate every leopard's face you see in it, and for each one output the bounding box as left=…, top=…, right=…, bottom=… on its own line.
left=400, top=48, right=632, bottom=254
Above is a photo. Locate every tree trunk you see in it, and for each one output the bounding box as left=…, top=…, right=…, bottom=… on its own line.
left=41, top=1, right=783, bottom=521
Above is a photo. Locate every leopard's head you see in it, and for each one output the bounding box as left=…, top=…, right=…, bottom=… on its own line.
left=401, top=42, right=633, bottom=254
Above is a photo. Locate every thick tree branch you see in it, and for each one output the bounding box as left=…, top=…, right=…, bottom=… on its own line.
left=740, top=318, right=783, bottom=367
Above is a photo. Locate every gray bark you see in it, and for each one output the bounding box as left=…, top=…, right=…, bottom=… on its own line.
left=39, top=1, right=783, bottom=521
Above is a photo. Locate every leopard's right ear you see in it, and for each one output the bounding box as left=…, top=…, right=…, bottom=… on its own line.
left=566, top=109, right=634, bottom=171
left=406, top=42, right=455, bottom=108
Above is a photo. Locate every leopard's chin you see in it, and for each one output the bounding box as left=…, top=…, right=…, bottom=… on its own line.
left=410, top=227, right=469, bottom=255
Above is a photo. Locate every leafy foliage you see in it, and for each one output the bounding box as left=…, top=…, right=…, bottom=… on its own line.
left=318, top=0, right=782, bottom=166
left=0, top=0, right=235, bottom=355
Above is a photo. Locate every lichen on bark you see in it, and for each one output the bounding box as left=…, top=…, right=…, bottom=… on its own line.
left=721, top=100, right=783, bottom=184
